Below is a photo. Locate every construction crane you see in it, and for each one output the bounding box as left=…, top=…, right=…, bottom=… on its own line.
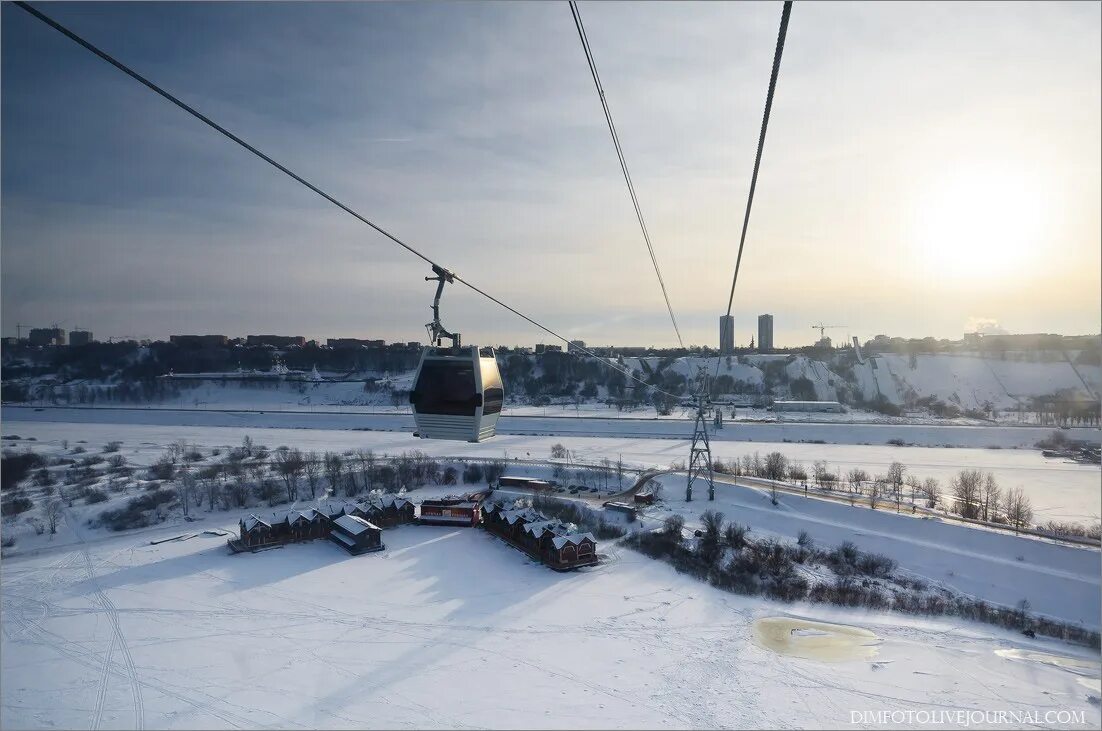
left=811, top=323, right=846, bottom=340
left=811, top=323, right=846, bottom=348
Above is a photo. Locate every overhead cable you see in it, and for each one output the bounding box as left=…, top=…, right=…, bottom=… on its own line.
left=568, top=0, right=685, bottom=348
left=13, top=1, right=681, bottom=401
left=722, top=0, right=792, bottom=319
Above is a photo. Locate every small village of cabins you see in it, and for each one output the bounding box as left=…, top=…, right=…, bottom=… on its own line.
left=230, top=478, right=599, bottom=571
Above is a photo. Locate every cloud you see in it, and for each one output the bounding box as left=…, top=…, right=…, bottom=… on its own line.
left=2, top=2, right=1099, bottom=345
left=965, top=317, right=1008, bottom=336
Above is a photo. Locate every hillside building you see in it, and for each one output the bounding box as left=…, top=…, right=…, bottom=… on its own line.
left=68, top=330, right=94, bottom=346
left=170, top=334, right=228, bottom=348
left=28, top=327, right=66, bottom=346
left=719, top=315, right=735, bottom=354
left=758, top=314, right=774, bottom=352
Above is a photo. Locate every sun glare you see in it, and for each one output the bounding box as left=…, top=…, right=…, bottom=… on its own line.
left=912, top=169, right=1047, bottom=281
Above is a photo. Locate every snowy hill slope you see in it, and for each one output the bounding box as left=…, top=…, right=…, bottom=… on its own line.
left=870, top=354, right=1101, bottom=411
left=622, top=351, right=1096, bottom=413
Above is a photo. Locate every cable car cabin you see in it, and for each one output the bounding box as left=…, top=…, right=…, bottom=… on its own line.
left=410, top=345, right=503, bottom=442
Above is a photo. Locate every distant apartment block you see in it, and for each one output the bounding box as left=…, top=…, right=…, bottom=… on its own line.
left=69, top=330, right=94, bottom=346
left=327, top=338, right=385, bottom=349
left=568, top=340, right=587, bottom=354
left=719, top=315, right=735, bottom=354
left=758, top=314, right=774, bottom=352
left=246, top=335, right=306, bottom=348
left=170, top=334, right=228, bottom=348
left=28, top=327, right=66, bottom=346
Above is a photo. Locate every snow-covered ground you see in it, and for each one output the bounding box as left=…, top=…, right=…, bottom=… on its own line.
left=2, top=522, right=1099, bottom=730
left=4, top=417, right=1099, bottom=524
left=6, top=405, right=1100, bottom=449
left=641, top=475, right=1101, bottom=629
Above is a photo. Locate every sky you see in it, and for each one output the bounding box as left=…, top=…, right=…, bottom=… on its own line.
left=2, top=1, right=1099, bottom=349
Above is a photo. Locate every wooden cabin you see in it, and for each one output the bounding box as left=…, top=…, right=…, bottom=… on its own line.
left=328, top=514, right=384, bottom=555
left=603, top=500, right=638, bottom=521
left=481, top=501, right=598, bottom=570
left=237, top=514, right=274, bottom=548
left=418, top=492, right=487, bottom=527
left=547, top=533, right=598, bottom=570
left=368, top=496, right=415, bottom=527
left=498, top=476, right=553, bottom=491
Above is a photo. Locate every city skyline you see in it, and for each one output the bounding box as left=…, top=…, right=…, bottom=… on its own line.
left=2, top=2, right=1099, bottom=348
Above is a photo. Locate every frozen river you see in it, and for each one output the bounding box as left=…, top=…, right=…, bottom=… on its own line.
left=4, top=404, right=1101, bottom=448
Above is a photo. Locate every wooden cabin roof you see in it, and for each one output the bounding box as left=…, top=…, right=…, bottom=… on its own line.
left=334, top=514, right=380, bottom=535
left=551, top=532, right=597, bottom=550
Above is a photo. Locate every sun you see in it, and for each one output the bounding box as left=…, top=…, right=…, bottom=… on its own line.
left=911, top=168, right=1047, bottom=281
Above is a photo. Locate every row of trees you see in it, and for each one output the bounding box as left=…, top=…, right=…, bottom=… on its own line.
left=948, top=469, right=1034, bottom=532
left=549, top=444, right=626, bottom=491
left=715, top=451, right=1037, bottom=533
left=153, top=437, right=508, bottom=516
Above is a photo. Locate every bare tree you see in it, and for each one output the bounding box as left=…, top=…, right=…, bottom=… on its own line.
left=740, top=453, right=755, bottom=477
left=484, top=459, right=506, bottom=486
left=274, top=447, right=305, bottom=502
left=323, top=452, right=343, bottom=498
left=903, top=475, right=921, bottom=505
left=812, top=460, right=829, bottom=488
left=662, top=514, right=685, bottom=540
left=846, top=468, right=868, bottom=494
left=763, top=452, right=788, bottom=483
left=699, top=510, right=725, bottom=564
left=204, top=466, right=222, bottom=511
left=247, top=459, right=268, bottom=503
left=869, top=477, right=884, bottom=510
left=303, top=451, right=322, bottom=499
left=981, top=473, right=1000, bottom=522
left=550, top=443, right=568, bottom=459
left=598, top=458, right=613, bottom=491
left=922, top=477, right=940, bottom=508
left=887, top=461, right=906, bottom=511
left=178, top=466, right=196, bottom=518
left=951, top=469, right=984, bottom=519
left=350, top=450, right=368, bottom=492
left=44, top=498, right=63, bottom=534
left=1004, top=487, right=1033, bottom=533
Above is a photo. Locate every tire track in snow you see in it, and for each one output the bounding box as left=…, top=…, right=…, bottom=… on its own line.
left=90, top=636, right=115, bottom=731
left=11, top=614, right=255, bottom=729
left=81, top=551, right=145, bottom=730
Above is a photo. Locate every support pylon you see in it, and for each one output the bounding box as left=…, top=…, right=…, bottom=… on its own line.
left=686, top=369, right=715, bottom=502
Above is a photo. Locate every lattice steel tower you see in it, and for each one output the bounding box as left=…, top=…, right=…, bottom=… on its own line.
left=686, top=368, right=715, bottom=502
